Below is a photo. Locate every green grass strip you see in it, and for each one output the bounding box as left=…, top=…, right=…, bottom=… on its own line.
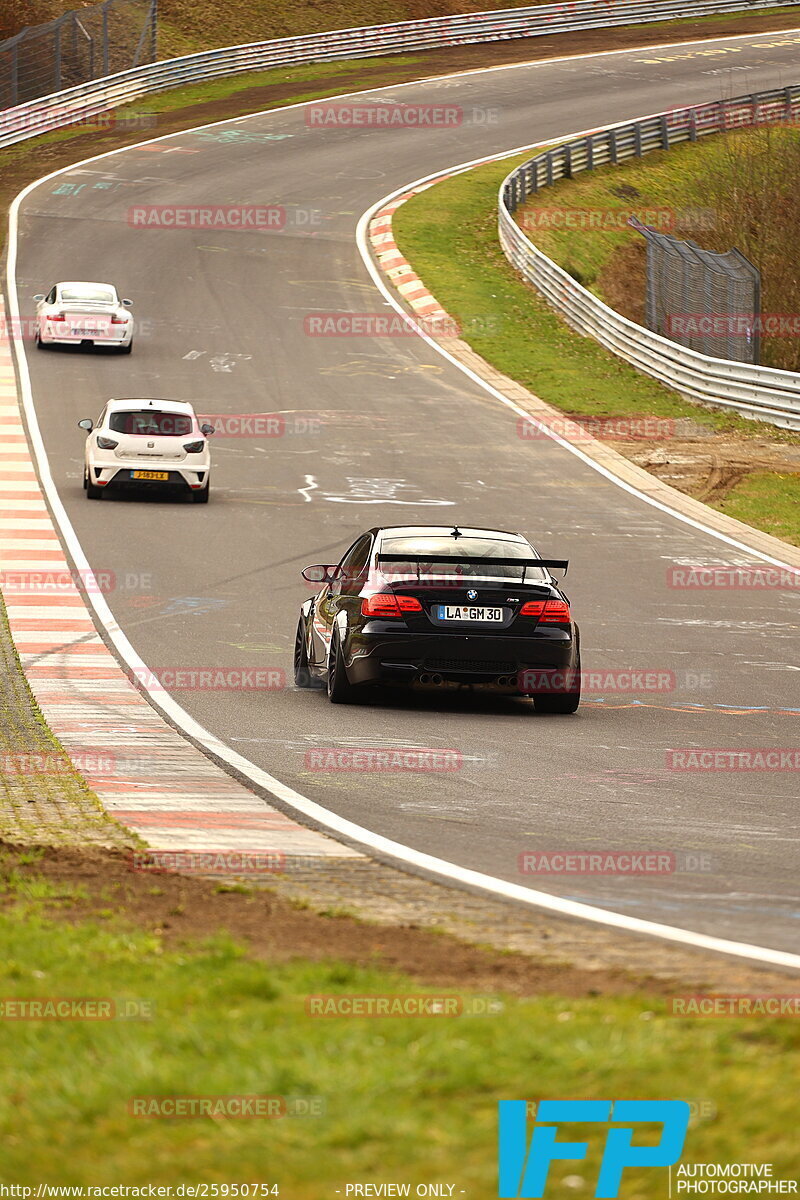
left=0, top=879, right=797, bottom=1184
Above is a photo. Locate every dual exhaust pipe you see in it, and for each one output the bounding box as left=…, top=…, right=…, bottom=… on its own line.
left=418, top=672, right=444, bottom=686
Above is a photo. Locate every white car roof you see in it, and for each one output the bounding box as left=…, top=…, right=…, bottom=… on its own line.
left=106, top=397, right=197, bottom=415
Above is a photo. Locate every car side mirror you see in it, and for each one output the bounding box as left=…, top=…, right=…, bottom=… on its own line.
left=302, top=564, right=342, bottom=584
left=78, top=419, right=93, bottom=432
left=200, top=423, right=215, bottom=436
left=121, top=298, right=133, bottom=307
left=33, top=294, right=45, bottom=302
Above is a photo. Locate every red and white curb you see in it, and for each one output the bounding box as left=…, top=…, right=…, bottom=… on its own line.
left=0, top=298, right=361, bottom=868
left=369, top=186, right=455, bottom=327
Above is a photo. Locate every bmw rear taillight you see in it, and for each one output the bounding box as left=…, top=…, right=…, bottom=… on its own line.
left=183, top=440, right=205, bottom=453
left=540, top=598, right=571, bottom=623
left=520, top=600, right=545, bottom=616
left=96, top=436, right=118, bottom=450
left=49, top=312, right=66, bottom=322
left=361, top=594, right=423, bottom=618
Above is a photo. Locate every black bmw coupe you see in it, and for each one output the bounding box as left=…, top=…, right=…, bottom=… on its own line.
left=294, top=525, right=580, bottom=712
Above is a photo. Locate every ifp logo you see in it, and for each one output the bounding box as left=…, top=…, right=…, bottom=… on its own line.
left=498, top=1100, right=690, bottom=1198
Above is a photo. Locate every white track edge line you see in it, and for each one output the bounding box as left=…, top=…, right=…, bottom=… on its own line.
left=5, top=49, right=800, bottom=971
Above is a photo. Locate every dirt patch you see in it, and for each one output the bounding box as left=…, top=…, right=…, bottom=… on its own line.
left=2, top=841, right=795, bottom=995
left=606, top=433, right=800, bottom=504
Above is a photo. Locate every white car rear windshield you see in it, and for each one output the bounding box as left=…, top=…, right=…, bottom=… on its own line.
left=109, top=411, right=193, bottom=436
left=60, top=287, right=115, bottom=304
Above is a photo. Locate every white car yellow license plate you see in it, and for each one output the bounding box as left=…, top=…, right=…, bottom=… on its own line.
left=131, top=470, right=169, bottom=481
left=436, top=605, right=503, bottom=622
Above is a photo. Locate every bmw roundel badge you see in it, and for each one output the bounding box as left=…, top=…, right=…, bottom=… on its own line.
left=466, top=589, right=478, bottom=601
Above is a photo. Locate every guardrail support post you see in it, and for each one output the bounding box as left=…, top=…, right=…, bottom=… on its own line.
left=53, top=19, right=62, bottom=93
left=102, top=0, right=110, bottom=77
left=609, top=128, right=617, bottom=164
left=634, top=124, right=642, bottom=157
left=660, top=114, right=669, bottom=149
left=10, top=42, right=19, bottom=107
left=586, top=136, right=593, bottom=170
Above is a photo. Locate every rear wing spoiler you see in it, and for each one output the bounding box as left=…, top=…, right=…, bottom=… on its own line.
left=376, top=554, right=568, bottom=581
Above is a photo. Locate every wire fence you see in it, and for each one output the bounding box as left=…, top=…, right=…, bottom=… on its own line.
left=629, top=215, right=762, bottom=365
left=0, top=0, right=156, bottom=109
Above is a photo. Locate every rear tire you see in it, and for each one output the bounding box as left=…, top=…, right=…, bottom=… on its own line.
left=191, top=484, right=209, bottom=504
left=294, top=619, right=322, bottom=689
left=533, top=659, right=581, bottom=714
left=121, top=340, right=133, bottom=355
left=85, top=469, right=102, bottom=500
left=327, top=630, right=357, bottom=704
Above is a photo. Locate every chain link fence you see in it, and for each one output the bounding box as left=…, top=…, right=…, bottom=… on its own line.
left=628, top=215, right=762, bottom=366
left=0, top=0, right=157, bottom=110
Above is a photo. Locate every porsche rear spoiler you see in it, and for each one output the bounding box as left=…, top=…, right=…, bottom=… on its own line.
left=376, top=554, right=568, bottom=582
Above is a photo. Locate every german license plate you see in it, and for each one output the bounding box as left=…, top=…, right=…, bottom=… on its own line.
left=436, top=605, right=503, bottom=622
left=131, top=470, right=169, bottom=481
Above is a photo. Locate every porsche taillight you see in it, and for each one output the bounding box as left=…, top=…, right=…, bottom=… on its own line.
left=361, top=594, right=423, bottom=618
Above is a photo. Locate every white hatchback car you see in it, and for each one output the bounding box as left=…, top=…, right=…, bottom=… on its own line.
left=33, top=281, right=134, bottom=352
left=78, top=398, right=214, bottom=503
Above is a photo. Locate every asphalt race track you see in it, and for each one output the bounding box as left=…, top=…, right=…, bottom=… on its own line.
left=11, top=29, right=800, bottom=954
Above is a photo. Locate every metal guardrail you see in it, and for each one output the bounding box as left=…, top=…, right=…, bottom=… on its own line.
left=499, top=88, right=800, bottom=431
left=2, top=0, right=800, bottom=149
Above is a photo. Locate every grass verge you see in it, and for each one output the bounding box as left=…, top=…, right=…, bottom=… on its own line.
left=714, top=471, right=800, bottom=542
left=0, top=854, right=797, bottom=1188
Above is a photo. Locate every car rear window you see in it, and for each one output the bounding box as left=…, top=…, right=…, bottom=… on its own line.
left=379, top=537, right=548, bottom=582
left=60, top=287, right=115, bottom=304
left=109, top=411, right=193, bottom=436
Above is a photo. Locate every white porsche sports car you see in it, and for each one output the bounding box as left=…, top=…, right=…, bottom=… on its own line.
left=33, top=281, right=134, bottom=352
left=78, top=398, right=214, bottom=502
